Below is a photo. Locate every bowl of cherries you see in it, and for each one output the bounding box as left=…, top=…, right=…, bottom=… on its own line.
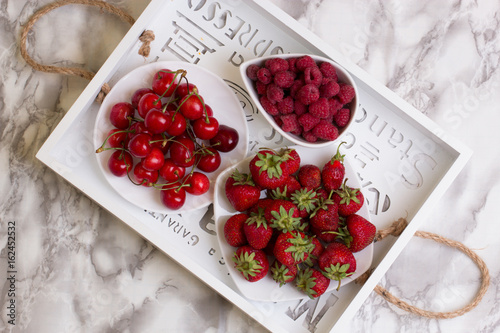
left=240, top=54, right=358, bottom=148
left=94, top=61, right=248, bottom=213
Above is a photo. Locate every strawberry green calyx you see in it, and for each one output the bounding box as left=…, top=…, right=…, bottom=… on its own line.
left=270, top=261, right=297, bottom=287
left=285, top=232, right=314, bottom=263
left=296, top=267, right=330, bottom=299
left=233, top=250, right=263, bottom=280
left=322, top=262, right=354, bottom=291
left=335, top=178, right=361, bottom=206
left=254, top=151, right=284, bottom=179
left=269, top=206, right=302, bottom=232
left=230, top=168, right=255, bottom=186
left=330, top=141, right=346, bottom=164
left=246, top=209, right=269, bottom=229
left=291, top=188, right=319, bottom=214
left=309, top=192, right=335, bottom=218
left=269, top=186, right=289, bottom=200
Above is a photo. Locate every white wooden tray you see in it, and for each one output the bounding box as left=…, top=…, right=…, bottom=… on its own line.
left=36, top=1, right=472, bottom=332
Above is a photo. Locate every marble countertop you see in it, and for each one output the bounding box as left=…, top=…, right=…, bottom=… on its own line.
left=2, top=0, right=499, bottom=332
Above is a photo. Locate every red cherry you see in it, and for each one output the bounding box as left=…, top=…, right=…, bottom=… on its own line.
left=128, top=133, right=152, bottom=158
left=137, top=92, right=162, bottom=119
left=175, top=82, right=198, bottom=99
left=109, top=102, right=134, bottom=129
left=159, top=158, right=186, bottom=182
left=193, top=116, right=219, bottom=140
left=108, top=150, right=133, bottom=177
left=106, top=129, right=128, bottom=148
left=209, top=124, right=239, bottom=152
left=144, top=108, right=172, bottom=134
left=152, top=69, right=178, bottom=97
left=170, top=137, right=196, bottom=167
left=204, top=104, right=214, bottom=117
left=179, top=94, right=205, bottom=120
left=133, top=161, right=159, bottom=187
left=166, top=112, right=187, bottom=136
left=150, top=133, right=170, bottom=154
left=184, top=172, right=210, bottom=195
left=131, top=87, right=154, bottom=109
left=196, top=147, right=221, bottom=173
left=160, top=183, right=186, bottom=210
left=128, top=122, right=151, bottom=140
left=142, top=147, right=165, bottom=171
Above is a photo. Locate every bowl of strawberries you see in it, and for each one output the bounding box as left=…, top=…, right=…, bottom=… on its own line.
left=213, top=143, right=375, bottom=302
left=240, top=54, right=358, bottom=148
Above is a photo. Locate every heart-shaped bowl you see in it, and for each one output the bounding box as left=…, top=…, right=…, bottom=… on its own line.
left=240, top=53, right=358, bottom=149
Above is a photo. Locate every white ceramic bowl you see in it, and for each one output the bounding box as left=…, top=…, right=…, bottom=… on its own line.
left=240, top=54, right=358, bottom=149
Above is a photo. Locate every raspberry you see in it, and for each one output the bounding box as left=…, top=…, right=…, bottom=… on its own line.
left=257, top=67, right=272, bottom=84
left=255, top=80, right=268, bottom=95
left=337, top=83, right=355, bottom=104
left=280, top=114, right=300, bottom=133
left=277, top=96, right=294, bottom=114
left=260, top=96, right=279, bottom=116
left=334, top=108, right=351, bottom=127
left=246, top=64, right=261, bottom=81
left=308, top=98, right=330, bottom=119
left=294, top=100, right=307, bottom=116
left=328, top=97, right=343, bottom=116
left=288, top=57, right=298, bottom=73
left=296, top=55, right=317, bottom=71
left=319, top=62, right=338, bottom=80
left=302, top=130, right=318, bottom=143
left=319, top=79, right=340, bottom=98
left=267, top=83, right=284, bottom=103
left=298, top=112, right=321, bottom=132
left=312, top=120, right=339, bottom=141
left=303, top=66, right=323, bottom=86
left=265, top=57, right=289, bottom=75
left=273, top=70, right=296, bottom=88
left=296, top=84, right=320, bottom=105
left=289, top=79, right=304, bottom=98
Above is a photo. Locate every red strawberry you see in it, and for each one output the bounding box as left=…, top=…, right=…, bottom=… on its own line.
left=296, top=267, right=331, bottom=299
left=297, top=164, right=322, bottom=190
left=264, top=199, right=302, bottom=232
left=225, top=169, right=261, bottom=212
left=249, top=149, right=288, bottom=190
left=279, top=147, right=301, bottom=175
left=247, top=198, right=274, bottom=215
left=270, top=260, right=298, bottom=287
left=232, top=245, right=269, bottom=282
left=339, top=214, right=376, bottom=252
left=318, top=242, right=356, bottom=290
left=223, top=213, right=248, bottom=247
left=243, top=210, right=273, bottom=250
left=268, top=175, right=301, bottom=200
left=311, top=226, right=337, bottom=243
left=309, top=194, right=339, bottom=231
left=273, top=230, right=314, bottom=266
left=303, top=236, right=324, bottom=267
left=321, top=142, right=346, bottom=192
left=333, top=179, right=364, bottom=216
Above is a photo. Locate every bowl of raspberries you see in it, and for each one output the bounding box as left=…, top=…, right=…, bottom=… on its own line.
left=240, top=54, right=358, bottom=148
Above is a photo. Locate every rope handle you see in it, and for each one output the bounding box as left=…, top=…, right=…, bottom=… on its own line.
left=19, top=0, right=490, bottom=320
left=19, top=0, right=155, bottom=103
left=355, top=218, right=490, bottom=319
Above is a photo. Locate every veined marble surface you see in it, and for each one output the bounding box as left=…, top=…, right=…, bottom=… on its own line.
left=1, top=0, right=499, bottom=332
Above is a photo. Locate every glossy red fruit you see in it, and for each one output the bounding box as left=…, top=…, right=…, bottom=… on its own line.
left=233, top=245, right=269, bottom=282
left=175, top=82, right=198, bottom=99
left=160, top=183, right=186, bottom=210
left=144, top=108, right=172, bottom=134
left=150, top=133, right=170, bottom=154
left=137, top=92, right=162, bottom=119
left=127, top=121, right=150, bottom=140
left=166, top=111, right=187, bottom=136
left=133, top=161, right=159, bottom=187
left=108, top=150, right=133, bottom=177
left=106, top=129, right=128, bottom=148
left=209, top=124, right=239, bottom=152
left=152, top=69, right=178, bottom=97
left=109, top=102, right=134, bottom=129
left=196, top=147, right=221, bottom=173
left=131, top=87, right=154, bottom=109
left=193, top=116, right=219, bottom=140
left=142, top=147, right=165, bottom=171
left=127, top=133, right=152, bottom=158
left=169, top=137, right=195, bottom=167
left=159, top=158, right=186, bottom=182
left=179, top=94, right=205, bottom=120
left=184, top=171, right=210, bottom=195
left=223, top=213, right=248, bottom=247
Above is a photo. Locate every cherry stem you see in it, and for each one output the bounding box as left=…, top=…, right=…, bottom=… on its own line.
left=96, top=129, right=131, bottom=153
